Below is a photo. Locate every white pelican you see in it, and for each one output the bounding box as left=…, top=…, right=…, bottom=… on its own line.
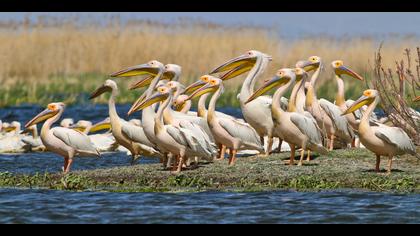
left=188, top=76, right=264, bottom=165
left=343, top=89, right=419, bottom=173
left=130, top=85, right=217, bottom=172
left=89, top=79, right=161, bottom=164
left=25, top=102, right=100, bottom=173
left=331, top=60, right=365, bottom=130
left=70, top=120, right=119, bottom=152
left=21, top=124, right=46, bottom=152
left=298, top=57, right=355, bottom=150
left=246, top=69, right=328, bottom=165
left=209, top=50, right=282, bottom=155
left=60, top=118, right=74, bottom=128
left=0, top=121, right=28, bottom=153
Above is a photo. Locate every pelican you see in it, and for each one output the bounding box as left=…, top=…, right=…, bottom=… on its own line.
left=188, top=76, right=264, bottom=165
left=173, top=94, right=193, bottom=114
left=343, top=89, right=419, bottom=173
left=111, top=60, right=212, bottom=166
left=130, top=86, right=217, bottom=172
left=246, top=69, right=328, bottom=165
left=21, top=124, right=46, bottom=152
left=89, top=79, right=161, bottom=164
left=298, top=57, right=355, bottom=150
left=331, top=60, right=365, bottom=130
left=183, top=75, right=254, bottom=159
left=0, top=121, right=28, bottom=153
left=70, top=120, right=119, bottom=152
left=209, top=50, right=282, bottom=155
left=60, top=118, right=74, bottom=128
left=25, top=102, right=100, bottom=173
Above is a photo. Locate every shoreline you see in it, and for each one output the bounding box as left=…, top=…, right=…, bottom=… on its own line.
left=0, top=149, right=419, bottom=193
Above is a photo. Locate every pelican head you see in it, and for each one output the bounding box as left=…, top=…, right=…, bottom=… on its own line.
left=110, top=60, right=165, bottom=90
left=163, top=64, right=182, bottom=81
left=90, top=117, right=111, bottom=133
left=331, top=60, right=364, bottom=81
left=294, top=67, right=309, bottom=82
left=128, top=86, right=171, bottom=115
left=342, top=89, right=378, bottom=115
left=166, top=81, right=185, bottom=94
left=187, top=76, right=222, bottom=101
left=69, top=120, right=92, bottom=132
left=296, top=56, right=322, bottom=72
left=184, top=75, right=213, bottom=94
left=89, top=80, right=118, bottom=99
left=210, top=50, right=272, bottom=80
left=246, top=68, right=294, bottom=104
left=3, top=121, right=21, bottom=133
left=25, top=102, right=65, bottom=128
left=60, top=118, right=74, bottom=128
left=173, top=94, right=189, bottom=111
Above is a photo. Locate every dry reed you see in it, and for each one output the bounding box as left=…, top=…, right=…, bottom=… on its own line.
left=0, top=16, right=418, bottom=106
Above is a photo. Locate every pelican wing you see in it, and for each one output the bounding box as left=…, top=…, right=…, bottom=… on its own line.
left=218, top=118, right=263, bottom=150
left=290, top=113, right=328, bottom=154
left=373, top=126, right=417, bottom=156
left=179, top=121, right=217, bottom=156
left=120, top=120, right=155, bottom=147
left=165, top=125, right=190, bottom=148
left=52, top=127, right=99, bottom=156
left=319, top=98, right=354, bottom=142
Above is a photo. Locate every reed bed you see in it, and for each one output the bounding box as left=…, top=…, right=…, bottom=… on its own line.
left=0, top=16, right=418, bottom=107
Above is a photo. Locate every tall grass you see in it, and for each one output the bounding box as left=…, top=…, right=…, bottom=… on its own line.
left=0, top=15, right=418, bottom=106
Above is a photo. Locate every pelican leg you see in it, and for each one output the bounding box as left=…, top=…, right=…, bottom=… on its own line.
left=65, top=159, right=73, bottom=173
left=63, top=158, right=69, bottom=173
left=387, top=156, right=393, bottom=174
left=298, top=149, right=305, bottom=166
left=306, top=150, right=311, bottom=161
left=375, top=155, right=381, bottom=172
left=265, top=135, right=273, bottom=156
left=228, top=149, right=237, bottom=166
left=351, top=138, right=356, bottom=148
left=217, top=144, right=226, bottom=160
left=287, top=144, right=295, bottom=165
left=176, top=155, right=187, bottom=173
left=329, top=135, right=335, bottom=151
left=171, top=155, right=179, bottom=172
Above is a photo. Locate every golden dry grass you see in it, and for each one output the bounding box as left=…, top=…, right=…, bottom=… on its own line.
left=0, top=17, right=418, bottom=106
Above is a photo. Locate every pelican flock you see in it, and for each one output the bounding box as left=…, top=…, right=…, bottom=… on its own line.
left=1, top=49, right=417, bottom=174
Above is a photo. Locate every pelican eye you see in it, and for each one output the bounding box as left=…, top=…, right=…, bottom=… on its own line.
left=48, top=104, right=56, bottom=110
left=201, top=76, right=209, bottom=82
left=210, top=80, right=217, bottom=85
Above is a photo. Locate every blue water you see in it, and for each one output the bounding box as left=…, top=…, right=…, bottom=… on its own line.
left=0, top=105, right=419, bottom=224
left=0, top=189, right=418, bottom=223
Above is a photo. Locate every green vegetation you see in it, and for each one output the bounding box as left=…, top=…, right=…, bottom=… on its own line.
left=1, top=149, right=419, bottom=193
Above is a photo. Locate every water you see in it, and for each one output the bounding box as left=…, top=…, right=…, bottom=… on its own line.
left=1, top=105, right=419, bottom=224
left=0, top=189, right=418, bottom=223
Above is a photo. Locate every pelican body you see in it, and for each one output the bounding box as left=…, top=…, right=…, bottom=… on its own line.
left=210, top=50, right=281, bottom=155
left=246, top=69, right=328, bottom=165
left=188, top=76, right=264, bottom=165
left=25, top=102, right=100, bottom=173
left=343, top=90, right=419, bottom=173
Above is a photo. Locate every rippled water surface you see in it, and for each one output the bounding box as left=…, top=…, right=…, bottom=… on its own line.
left=0, top=189, right=419, bottom=223
left=0, top=105, right=418, bottom=224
